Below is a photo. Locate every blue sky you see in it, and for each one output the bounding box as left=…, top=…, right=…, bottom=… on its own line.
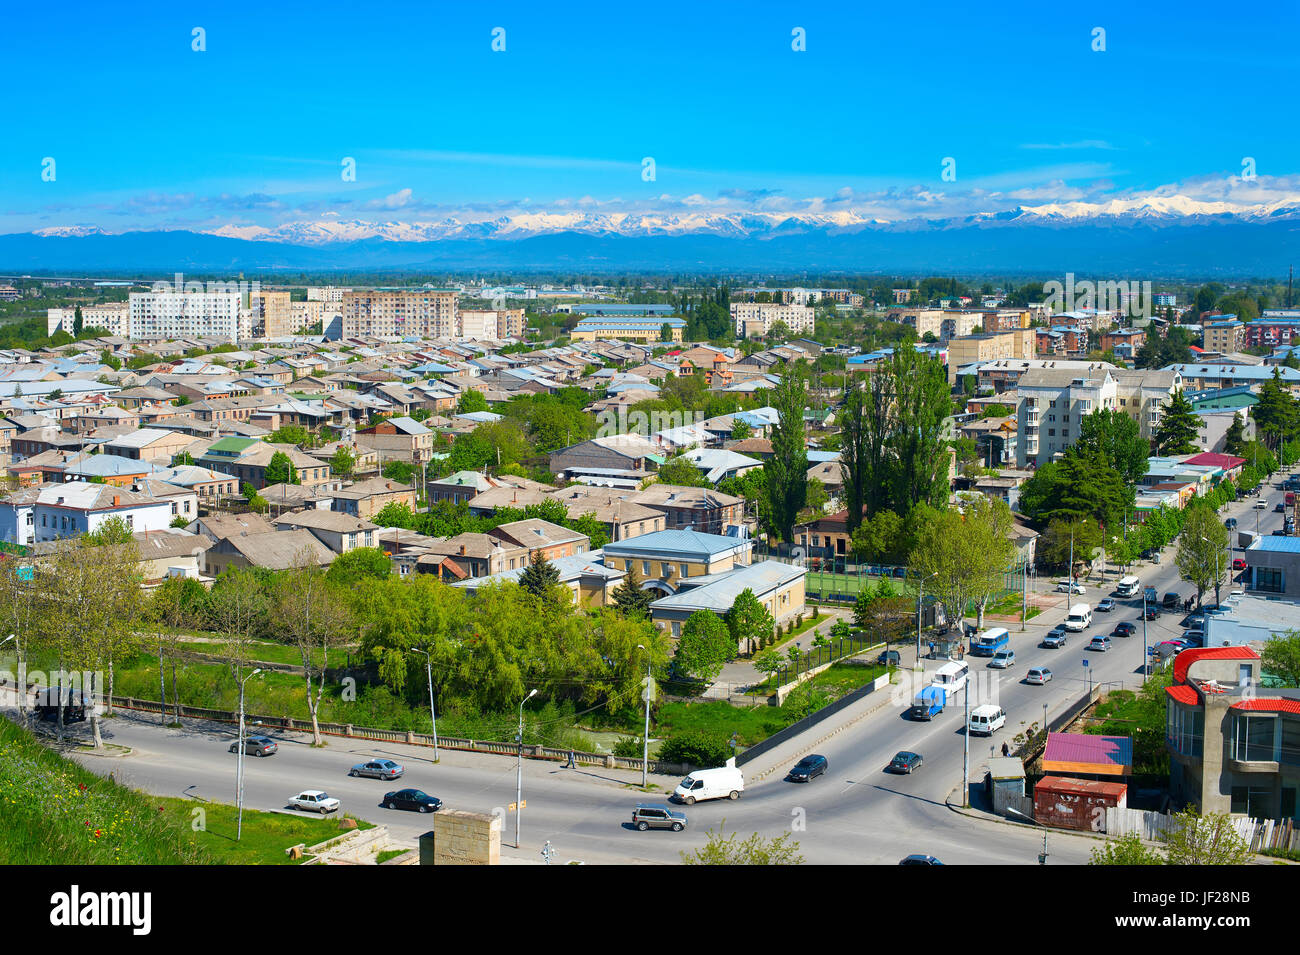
left=3, top=0, right=1298, bottom=235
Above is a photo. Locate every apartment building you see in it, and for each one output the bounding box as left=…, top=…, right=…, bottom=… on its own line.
left=946, top=329, right=1036, bottom=384
left=307, top=286, right=347, bottom=303
left=458, top=308, right=526, bottom=340
left=1204, top=319, right=1246, bottom=354
left=46, top=303, right=130, bottom=337
left=571, top=316, right=686, bottom=343
left=129, top=290, right=245, bottom=341
left=888, top=308, right=944, bottom=339
left=248, top=290, right=292, bottom=338
left=341, top=288, right=458, bottom=338
left=1016, top=366, right=1181, bottom=467
left=730, top=302, right=815, bottom=339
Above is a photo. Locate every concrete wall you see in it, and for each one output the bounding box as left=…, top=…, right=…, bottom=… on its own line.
left=424, top=809, right=501, bottom=865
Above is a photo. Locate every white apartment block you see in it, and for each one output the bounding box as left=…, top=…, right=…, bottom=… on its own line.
left=342, top=288, right=458, bottom=338
left=307, top=286, right=347, bottom=303
left=730, top=302, right=814, bottom=339
left=46, top=303, right=130, bottom=337
left=1016, top=366, right=1181, bottom=468
left=129, top=291, right=245, bottom=341
left=458, top=308, right=526, bottom=340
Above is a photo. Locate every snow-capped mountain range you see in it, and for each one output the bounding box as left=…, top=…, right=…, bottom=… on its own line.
left=8, top=194, right=1300, bottom=275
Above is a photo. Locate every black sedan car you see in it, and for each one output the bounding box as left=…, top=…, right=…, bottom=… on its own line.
left=888, top=751, right=924, bottom=774
left=382, top=789, right=443, bottom=813
left=787, top=754, right=829, bottom=782
left=1112, top=621, right=1137, bottom=638
left=1144, top=605, right=1160, bottom=620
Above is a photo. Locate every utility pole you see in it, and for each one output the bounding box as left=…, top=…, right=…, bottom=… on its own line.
left=961, top=676, right=970, bottom=808
left=1020, top=563, right=1028, bottom=632
left=1142, top=592, right=1149, bottom=684
left=235, top=668, right=262, bottom=842
left=637, top=644, right=652, bottom=788
left=410, top=646, right=439, bottom=760
left=515, top=687, right=537, bottom=849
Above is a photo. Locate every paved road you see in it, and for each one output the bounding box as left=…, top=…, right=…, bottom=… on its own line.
left=11, top=474, right=1287, bottom=865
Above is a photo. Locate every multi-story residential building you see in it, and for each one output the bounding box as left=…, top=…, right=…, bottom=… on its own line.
left=946, top=329, right=1036, bottom=384
left=1204, top=318, right=1245, bottom=354
left=129, top=290, right=245, bottom=341
left=354, top=416, right=434, bottom=465
left=939, top=310, right=985, bottom=340
left=1015, top=366, right=1181, bottom=467
left=248, top=290, right=293, bottom=338
left=601, top=528, right=752, bottom=595
left=307, top=286, right=347, bottom=303
left=629, top=484, right=745, bottom=536
left=730, top=302, right=814, bottom=339
left=197, top=437, right=332, bottom=489
left=46, top=303, right=130, bottom=337
left=1154, top=292, right=1177, bottom=308
left=341, top=288, right=458, bottom=338
left=458, top=308, right=526, bottom=340
left=887, top=308, right=944, bottom=339
left=1101, top=327, right=1146, bottom=354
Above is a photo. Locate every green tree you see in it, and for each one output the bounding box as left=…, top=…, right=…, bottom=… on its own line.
left=372, top=502, right=419, bottom=529
left=1223, top=414, right=1248, bottom=456
left=1253, top=368, right=1299, bottom=451
left=1176, top=505, right=1230, bottom=607
left=725, top=587, right=775, bottom=656
left=656, top=456, right=706, bottom=487
left=457, top=390, right=490, bottom=414
left=325, top=547, right=391, bottom=587
left=1260, top=629, right=1300, bottom=686
left=264, top=451, right=299, bottom=486
left=329, top=445, right=356, bottom=481
left=658, top=731, right=731, bottom=767
left=1076, top=407, right=1151, bottom=486
left=1153, top=389, right=1201, bottom=455
left=886, top=346, right=952, bottom=511
left=674, top=610, right=735, bottom=682
left=764, top=372, right=809, bottom=542
left=518, top=550, right=561, bottom=602
left=850, top=509, right=905, bottom=563
left=611, top=564, right=654, bottom=619
left=681, top=828, right=804, bottom=865
left=84, top=515, right=133, bottom=546
left=1163, top=810, right=1254, bottom=865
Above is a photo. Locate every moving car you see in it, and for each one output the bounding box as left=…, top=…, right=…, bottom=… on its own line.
left=1232, top=558, right=1246, bottom=571
left=911, top=684, right=947, bottom=721
left=632, top=804, right=687, bottom=831
left=673, top=763, right=744, bottom=804
left=382, top=789, right=442, bottom=813
left=229, top=735, right=277, bottom=756
left=1144, top=605, right=1161, bottom=620
left=350, top=758, right=404, bottom=780
left=1025, top=667, right=1053, bottom=685
left=289, top=790, right=339, bottom=814
left=1088, top=635, right=1113, bottom=652
left=888, top=751, right=924, bottom=774
left=1256, top=499, right=1268, bottom=509
left=1112, top=621, right=1137, bottom=638
left=989, top=649, right=1016, bottom=669
left=1097, top=598, right=1115, bottom=612
left=968, top=704, right=1006, bottom=736
left=899, top=854, right=944, bottom=865
left=1277, top=501, right=1288, bottom=512
left=1055, top=581, right=1086, bottom=594
left=1042, top=626, right=1068, bottom=649
left=786, top=754, right=829, bottom=782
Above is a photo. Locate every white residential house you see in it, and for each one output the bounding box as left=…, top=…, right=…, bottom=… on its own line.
left=0, top=481, right=172, bottom=545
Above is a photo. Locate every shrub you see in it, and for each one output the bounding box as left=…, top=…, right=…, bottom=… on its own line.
left=657, top=731, right=731, bottom=767
left=612, top=736, right=643, bottom=759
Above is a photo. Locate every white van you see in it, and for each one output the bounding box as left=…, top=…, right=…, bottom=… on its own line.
left=1064, top=603, right=1092, bottom=632
left=932, top=659, right=969, bottom=695
left=1115, top=576, right=1140, bottom=598
left=968, top=704, right=1006, bottom=736
left=672, top=759, right=744, bottom=805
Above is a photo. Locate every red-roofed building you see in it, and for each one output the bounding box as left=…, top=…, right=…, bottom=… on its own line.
left=1164, top=644, right=1300, bottom=821
left=1182, top=451, right=1247, bottom=483
left=1042, top=733, right=1133, bottom=776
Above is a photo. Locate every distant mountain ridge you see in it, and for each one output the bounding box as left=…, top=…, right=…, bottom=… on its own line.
left=7, top=196, right=1300, bottom=275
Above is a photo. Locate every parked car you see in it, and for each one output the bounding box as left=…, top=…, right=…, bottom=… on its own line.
left=899, top=854, right=944, bottom=865
left=1025, top=667, right=1053, bottom=685
left=1163, top=638, right=1191, bottom=652
left=989, top=649, right=1016, bottom=669
left=632, top=804, right=688, bottom=832
left=888, top=751, right=924, bottom=774
left=1162, top=592, right=1180, bottom=609
left=1055, top=581, right=1086, bottom=594
left=876, top=650, right=901, bottom=667
left=1097, top=598, right=1115, bottom=612
left=1042, top=626, right=1068, bottom=649
left=382, top=789, right=442, bottom=813
left=1232, top=558, right=1247, bottom=571
left=350, top=758, right=404, bottom=780
left=1088, top=636, right=1113, bottom=652
left=1140, top=548, right=1160, bottom=562
left=1277, top=501, right=1287, bottom=512
left=1112, top=621, right=1137, bottom=638
left=786, top=754, right=829, bottom=782
left=288, top=790, right=339, bottom=814
left=229, top=735, right=277, bottom=756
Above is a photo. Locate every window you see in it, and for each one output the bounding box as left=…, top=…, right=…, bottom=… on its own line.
left=680, top=564, right=689, bottom=578
left=642, top=561, right=651, bottom=576
left=1256, top=567, right=1285, bottom=594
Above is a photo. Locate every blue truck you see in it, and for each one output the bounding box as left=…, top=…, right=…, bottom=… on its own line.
left=911, top=684, right=947, bottom=721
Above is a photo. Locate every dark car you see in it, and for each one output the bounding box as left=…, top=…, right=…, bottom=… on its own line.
left=787, top=754, right=829, bottom=782
left=876, top=650, right=901, bottom=667
left=1145, top=605, right=1161, bottom=620
left=382, top=788, right=443, bottom=813
left=1162, top=592, right=1180, bottom=609
left=1111, top=621, right=1137, bottom=638
left=1277, top=502, right=1287, bottom=513
left=888, top=751, right=924, bottom=774
left=899, top=854, right=944, bottom=865
left=229, top=735, right=278, bottom=756
left=632, top=803, right=687, bottom=831
left=1140, top=549, right=1158, bottom=561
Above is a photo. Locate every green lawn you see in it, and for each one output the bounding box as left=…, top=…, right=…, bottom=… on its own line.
left=154, top=797, right=374, bottom=864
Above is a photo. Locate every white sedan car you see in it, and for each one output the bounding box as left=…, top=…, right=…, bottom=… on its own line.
left=289, top=790, right=340, bottom=814
left=1255, top=499, right=1269, bottom=509
left=1055, top=581, right=1086, bottom=594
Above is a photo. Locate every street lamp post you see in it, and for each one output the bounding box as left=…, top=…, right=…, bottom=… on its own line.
left=1142, top=592, right=1149, bottom=684
left=636, top=644, right=651, bottom=789
left=962, top=676, right=970, bottom=808
left=236, top=668, right=263, bottom=842
left=915, top=571, right=938, bottom=668
left=410, top=647, right=439, bottom=761
left=515, top=687, right=538, bottom=849
left=1005, top=806, right=1049, bottom=864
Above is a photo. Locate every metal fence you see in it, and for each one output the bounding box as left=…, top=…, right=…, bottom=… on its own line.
left=765, top=635, right=877, bottom=688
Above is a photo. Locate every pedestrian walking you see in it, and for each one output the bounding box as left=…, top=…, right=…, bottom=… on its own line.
left=1001, top=741, right=1010, bottom=757
left=566, top=748, right=576, bottom=769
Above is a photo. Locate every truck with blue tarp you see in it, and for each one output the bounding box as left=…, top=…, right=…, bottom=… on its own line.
left=911, top=684, right=947, bottom=721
